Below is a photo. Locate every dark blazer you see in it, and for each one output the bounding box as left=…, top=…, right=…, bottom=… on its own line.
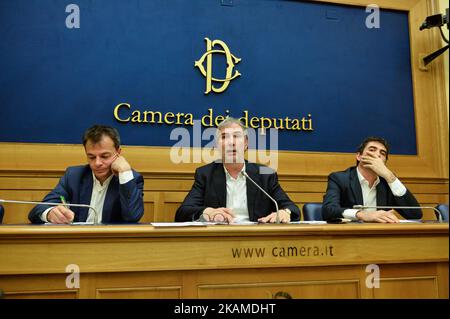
left=322, top=166, right=422, bottom=221
left=28, top=165, right=144, bottom=224
left=0, top=205, right=4, bottom=224
left=175, top=161, right=300, bottom=222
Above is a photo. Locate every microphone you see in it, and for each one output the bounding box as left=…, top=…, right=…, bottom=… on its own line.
left=242, top=171, right=280, bottom=224
left=0, top=199, right=100, bottom=225
left=352, top=205, right=444, bottom=223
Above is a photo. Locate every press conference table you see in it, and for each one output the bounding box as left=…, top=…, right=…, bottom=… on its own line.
left=0, top=222, right=448, bottom=299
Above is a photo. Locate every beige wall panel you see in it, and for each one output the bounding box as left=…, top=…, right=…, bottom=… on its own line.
left=198, top=280, right=360, bottom=299
left=96, top=287, right=181, bottom=299
left=374, top=277, right=438, bottom=298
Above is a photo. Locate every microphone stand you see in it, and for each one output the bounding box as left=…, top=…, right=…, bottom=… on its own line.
left=0, top=199, right=100, bottom=225
left=242, top=171, right=280, bottom=224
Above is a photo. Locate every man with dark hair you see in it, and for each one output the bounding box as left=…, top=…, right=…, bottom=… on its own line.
left=356, top=136, right=390, bottom=163
left=83, top=125, right=121, bottom=149
left=29, top=125, right=144, bottom=224
left=322, top=136, right=422, bottom=223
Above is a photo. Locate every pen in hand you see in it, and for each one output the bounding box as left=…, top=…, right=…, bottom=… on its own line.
left=60, top=195, right=68, bottom=208
left=60, top=196, right=73, bottom=224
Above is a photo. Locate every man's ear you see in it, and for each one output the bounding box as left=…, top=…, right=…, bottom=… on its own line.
left=117, top=147, right=122, bottom=155
left=356, top=152, right=362, bottom=162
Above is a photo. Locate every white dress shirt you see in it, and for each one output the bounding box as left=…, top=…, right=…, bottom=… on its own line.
left=41, top=170, right=134, bottom=223
left=342, top=167, right=407, bottom=220
left=224, top=164, right=250, bottom=222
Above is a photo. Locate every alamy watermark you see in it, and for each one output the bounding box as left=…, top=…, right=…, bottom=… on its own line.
left=365, top=4, right=380, bottom=29
left=169, top=120, right=279, bottom=173
left=65, top=264, right=80, bottom=289
left=365, top=264, right=380, bottom=288
left=65, top=4, right=80, bottom=29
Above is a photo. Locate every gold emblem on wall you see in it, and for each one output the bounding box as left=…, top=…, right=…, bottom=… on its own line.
left=194, top=37, right=241, bottom=94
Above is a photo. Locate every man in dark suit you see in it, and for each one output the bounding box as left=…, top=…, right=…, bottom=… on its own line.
left=29, top=125, right=144, bottom=224
left=175, top=117, right=300, bottom=223
left=322, top=137, right=421, bottom=223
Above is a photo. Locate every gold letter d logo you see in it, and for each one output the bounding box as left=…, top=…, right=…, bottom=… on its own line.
left=194, top=38, right=241, bottom=95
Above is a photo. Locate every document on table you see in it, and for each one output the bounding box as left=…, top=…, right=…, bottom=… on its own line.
left=227, top=221, right=258, bottom=225
left=44, top=222, right=95, bottom=225
left=398, top=219, right=422, bottom=223
left=290, top=221, right=327, bottom=224
left=151, top=221, right=329, bottom=227
left=152, top=221, right=258, bottom=226
left=151, top=222, right=208, bottom=227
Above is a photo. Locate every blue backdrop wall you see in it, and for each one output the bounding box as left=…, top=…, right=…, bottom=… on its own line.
left=0, top=0, right=416, bottom=154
